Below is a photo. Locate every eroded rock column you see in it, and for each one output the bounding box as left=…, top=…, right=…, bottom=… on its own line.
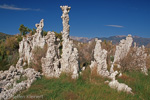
left=60, top=6, right=79, bottom=79
left=33, top=19, right=45, bottom=49
left=41, top=31, right=61, bottom=77
left=17, top=19, right=46, bottom=65
left=90, top=39, right=109, bottom=77
left=114, top=34, right=133, bottom=63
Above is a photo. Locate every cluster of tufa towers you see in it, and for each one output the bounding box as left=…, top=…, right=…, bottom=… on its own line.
left=0, top=6, right=148, bottom=100
left=18, top=6, right=79, bottom=79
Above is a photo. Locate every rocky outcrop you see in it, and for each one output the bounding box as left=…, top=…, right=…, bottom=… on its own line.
left=0, top=66, right=41, bottom=100
left=108, top=71, right=133, bottom=94
left=18, top=19, right=45, bottom=65
left=60, top=6, right=79, bottom=79
left=41, top=31, right=61, bottom=77
left=132, top=43, right=148, bottom=75
left=33, top=19, right=45, bottom=49
left=0, top=19, right=46, bottom=99
left=114, top=35, right=133, bottom=63
left=40, top=6, right=79, bottom=79
left=17, top=6, right=79, bottom=79
left=90, top=38, right=109, bottom=77
left=89, top=38, right=133, bottom=94
left=108, top=80, right=133, bottom=94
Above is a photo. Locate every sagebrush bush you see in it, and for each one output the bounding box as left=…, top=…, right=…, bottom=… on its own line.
left=73, top=40, right=96, bottom=68
left=120, top=47, right=148, bottom=72
left=31, top=45, right=47, bottom=72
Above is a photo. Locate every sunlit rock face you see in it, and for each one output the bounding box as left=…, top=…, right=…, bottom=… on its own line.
left=132, top=43, right=148, bottom=75
left=17, top=6, right=79, bottom=79
left=60, top=6, right=79, bottom=79
left=0, top=19, right=45, bottom=99
left=107, top=71, right=133, bottom=94
left=89, top=38, right=133, bottom=94
left=0, top=66, right=41, bottom=100
left=18, top=19, right=46, bottom=65
left=90, top=39, right=109, bottom=77
left=108, top=79, right=133, bottom=94
left=114, top=34, right=133, bottom=63
left=33, top=19, right=45, bottom=49
left=18, top=36, right=32, bottom=65
left=60, top=6, right=71, bottom=39
left=41, top=31, right=61, bottom=78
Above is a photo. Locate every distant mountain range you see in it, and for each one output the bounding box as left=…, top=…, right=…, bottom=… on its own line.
left=1, top=32, right=150, bottom=47
left=71, top=35, right=150, bottom=47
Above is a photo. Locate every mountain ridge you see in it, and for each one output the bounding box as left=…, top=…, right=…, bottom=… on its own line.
left=70, top=35, right=150, bottom=47
left=1, top=32, right=150, bottom=47
left=0, top=32, right=13, bottom=40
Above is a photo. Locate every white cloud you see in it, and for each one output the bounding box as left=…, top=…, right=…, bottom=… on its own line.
left=105, top=25, right=124, bottom=28
left=0, top=4, right=40, bottom=11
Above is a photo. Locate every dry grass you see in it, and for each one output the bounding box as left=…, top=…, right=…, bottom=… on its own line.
left=146, top=56, right=150, bottom=69
left=118, top=73, right=135, bottom=82
left=64, top=91, right=79, bottom=100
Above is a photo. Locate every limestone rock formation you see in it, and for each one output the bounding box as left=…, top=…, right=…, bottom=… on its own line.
left=108, top=71, right=133, bottom=94
left=60, top=6, right=79, bottom=79
left=89, top=38, right=133, bottom=94
left=18, top=19, right=46, bottom=65
left=0, top=66, right=41, bottom=100
left=0, top=19, right=46, bottom=100
left=17, top=6, right=79, bottom=79
left=90, top=38, right=109, bottom=77
left=18, top=37, right=32, bottom=65
left=132, top=43, right=148, bottom=75
left=41, top=31, right=61, bottom=77
left=60, top=6, right=71, bottom=39
left=33, top=19, right=45, bottom=49
left=108, top=79, right=133, bottom=94
left=114, top=34, right=133, bottom=63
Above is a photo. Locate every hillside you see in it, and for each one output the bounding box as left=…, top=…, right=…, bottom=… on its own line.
left=71, top=35, right=150, bottom=47
left=0, top=32, right=12, bottom=40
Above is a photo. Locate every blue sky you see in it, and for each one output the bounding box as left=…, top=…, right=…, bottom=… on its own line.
left=0, top=0, right=150, bottom=38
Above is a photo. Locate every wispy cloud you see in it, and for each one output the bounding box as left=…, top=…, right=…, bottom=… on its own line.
left=105, top=25, right=124, bottom=28
left=0, top=4, right=40, bottom=11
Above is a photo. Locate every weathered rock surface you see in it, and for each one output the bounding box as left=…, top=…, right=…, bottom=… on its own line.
left=109, top=79, right=133, bottom=94
left=108, top=71, right=133, bottom=94
left=60, top=6, right=79, bottom=79
left=89, top=37, right=133, bottom=94
left=40, top=6, right=80, bottom=78
left=41, top=31, right=61, bottom=77
left=18, top=19, right=45, bottom=65
left=0, top=20, right=45, bottom=100
left=90, top=39, right=109, bottom=77
left=114, top=34, right=133, bottom=63
left=16, top=6, right=80, bottom=79
left=33, top=19, right=45, bottom=49
left=0, top=66, right=41, bottom=100
left=132, top=43, right=148, bottom=75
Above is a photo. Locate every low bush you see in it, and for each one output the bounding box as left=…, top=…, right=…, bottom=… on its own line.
left=31, top=45, right=47, bottom=72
